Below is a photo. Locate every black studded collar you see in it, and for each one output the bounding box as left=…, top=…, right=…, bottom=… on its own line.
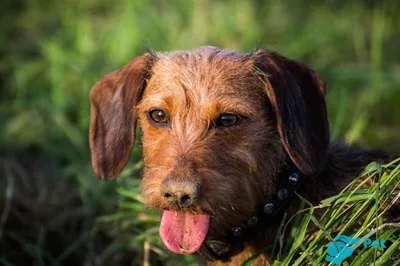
left=197, top=165, right=305, bottom=262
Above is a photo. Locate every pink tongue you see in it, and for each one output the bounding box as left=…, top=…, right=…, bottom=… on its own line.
left=160, top=210, right=210, bottom=254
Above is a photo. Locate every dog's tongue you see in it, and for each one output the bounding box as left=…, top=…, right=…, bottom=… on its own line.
left=160, top=210, right=209, bottom=254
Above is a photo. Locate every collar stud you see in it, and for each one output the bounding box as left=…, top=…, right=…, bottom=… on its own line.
left=263, top=202, right=275, bottom=214
left=278, top=188, right=289, bottom=200
left=288, top=172, right=300, bottom=184
left=232, top=227, right=242, bottom=237
left=206, top=239, right=231, bottom=256
left=247, top=216, right=258, bottom=227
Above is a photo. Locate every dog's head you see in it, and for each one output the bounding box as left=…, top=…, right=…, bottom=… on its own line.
left=89, top=46, right=329, bottom=254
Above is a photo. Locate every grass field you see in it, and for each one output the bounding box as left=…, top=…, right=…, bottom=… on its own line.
left=0, top=0, right=399, bottom=265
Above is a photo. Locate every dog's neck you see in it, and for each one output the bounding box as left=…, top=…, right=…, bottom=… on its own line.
left=198, top=142, right=392, bottom=265
left=198, top=164, right=305, bottom=262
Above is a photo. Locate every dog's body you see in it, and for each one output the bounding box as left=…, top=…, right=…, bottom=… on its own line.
left=89, top=47, right=398, bottom=265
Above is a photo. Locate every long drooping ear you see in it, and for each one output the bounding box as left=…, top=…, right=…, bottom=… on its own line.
left=253, top=50, right=330, bottom=175
left=89, top=53, right=157, bottom=180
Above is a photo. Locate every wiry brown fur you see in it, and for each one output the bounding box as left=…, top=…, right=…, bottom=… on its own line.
left=89, top=46, right=399, bottom=265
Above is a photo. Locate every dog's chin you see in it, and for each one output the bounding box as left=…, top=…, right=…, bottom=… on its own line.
left=159, top=210, right=210, bottom=254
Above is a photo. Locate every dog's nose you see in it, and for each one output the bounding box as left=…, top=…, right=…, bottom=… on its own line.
left=161, top=179, right=200, bottom=208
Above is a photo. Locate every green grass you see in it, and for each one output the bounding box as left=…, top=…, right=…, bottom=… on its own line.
left=258, top=159, right=399, bottom=266
left=0, top=0, right=399, bottom=265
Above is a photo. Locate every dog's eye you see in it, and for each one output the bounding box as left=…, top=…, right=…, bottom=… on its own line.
left=217, top=114, right=240, bottom=127
left=148, top=109, right=168, bottom=124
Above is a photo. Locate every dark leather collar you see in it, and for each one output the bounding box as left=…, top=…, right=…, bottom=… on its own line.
left=197, top=165, right=305, bottom=262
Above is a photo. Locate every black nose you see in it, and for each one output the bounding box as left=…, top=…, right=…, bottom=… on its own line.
left=160, top=179, right=200, bottom=208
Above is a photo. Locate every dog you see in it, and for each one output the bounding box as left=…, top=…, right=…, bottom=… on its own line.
left=89, top=46, right=398, bottom=265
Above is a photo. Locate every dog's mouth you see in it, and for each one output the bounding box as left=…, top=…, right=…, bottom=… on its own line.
left=159, top=210, right=210, bottom=254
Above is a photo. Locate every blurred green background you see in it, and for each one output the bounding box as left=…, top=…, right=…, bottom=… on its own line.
left=0, top=0, right=399, bottom=265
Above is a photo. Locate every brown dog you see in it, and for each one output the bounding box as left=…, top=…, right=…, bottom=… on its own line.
left=89, top=46, right=397, bottom=265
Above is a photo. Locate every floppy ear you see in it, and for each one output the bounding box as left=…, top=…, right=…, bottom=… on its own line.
left=89, top=53, right=156, bottom=180
left=253, top=50, right=330, bottom=175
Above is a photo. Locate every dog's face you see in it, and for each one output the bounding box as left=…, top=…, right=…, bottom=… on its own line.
left=137, top=50, right=282, bottom=253
left=89, top=47, right=330, bottom=255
